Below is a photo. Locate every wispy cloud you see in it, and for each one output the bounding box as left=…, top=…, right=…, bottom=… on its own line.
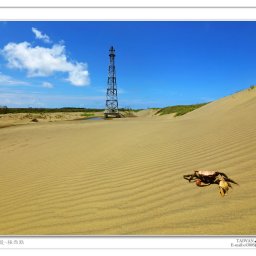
left=1, top=42, right=90, bottom=86
left=32, top=27, right=51, bottom=44
left=0, top=72, right=29, bottom=86
left=42, top=81, right=54, bottom=88
left=0, top=91, right=104, bottom=108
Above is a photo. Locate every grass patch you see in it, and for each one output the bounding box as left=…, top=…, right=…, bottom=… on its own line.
left=132, top=109, right=144, bottom=112
left=81, top=113, right=95, bottom=118
left=249, top=85, right=256, bottom=91
left=155, top=103, right=208, bottom=117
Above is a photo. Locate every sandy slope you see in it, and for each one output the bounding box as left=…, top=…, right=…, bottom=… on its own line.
left=134, top=109, right=159, bottom=117
left=0, top=88, right=256, bottom=235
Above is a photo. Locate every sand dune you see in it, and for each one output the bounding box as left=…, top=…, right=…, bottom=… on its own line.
left=0, top=88, right=256, bottom=235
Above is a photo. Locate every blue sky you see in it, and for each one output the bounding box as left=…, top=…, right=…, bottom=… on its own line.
left=0, top=21, right=256, bottom=109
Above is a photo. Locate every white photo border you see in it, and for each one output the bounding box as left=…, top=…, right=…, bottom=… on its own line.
left=0, top=2, right=256, bottom=251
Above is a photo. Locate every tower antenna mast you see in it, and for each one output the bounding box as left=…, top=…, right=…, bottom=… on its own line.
left=104, top=46, right=120, bottom=118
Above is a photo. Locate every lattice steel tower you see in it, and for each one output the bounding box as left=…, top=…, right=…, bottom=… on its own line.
left=104, top=46, right=120, bottom=118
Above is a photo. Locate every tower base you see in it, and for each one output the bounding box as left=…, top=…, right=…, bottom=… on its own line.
left=104, top=111, right=121, bottom=118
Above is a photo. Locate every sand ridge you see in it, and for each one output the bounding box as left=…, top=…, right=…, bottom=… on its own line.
left=0, top=88, right=256, bottom=235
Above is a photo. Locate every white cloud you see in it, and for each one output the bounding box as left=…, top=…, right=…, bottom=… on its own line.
left=42, top=82, right=54, bottom=88
left=67, top=62, right=89, bottom=86
left=1, top=42, right=90, bottom=86
left=32, top=27, right=51, bottom=43
left=0, top=72, right=29, bottom=86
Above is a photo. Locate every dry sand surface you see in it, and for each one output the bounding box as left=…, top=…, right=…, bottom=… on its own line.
left=0, top=88, right=256, bottom=235
left=0, top=112, right=92, bottom=128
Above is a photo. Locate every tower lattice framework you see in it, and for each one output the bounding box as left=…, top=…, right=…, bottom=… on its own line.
left=104, top=46, right=120, bottom=118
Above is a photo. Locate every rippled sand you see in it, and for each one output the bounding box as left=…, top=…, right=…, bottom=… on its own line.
left=0, top=88, right=255, bottom=235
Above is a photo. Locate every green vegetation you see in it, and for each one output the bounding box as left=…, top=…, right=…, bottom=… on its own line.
left=0, top=107, right=104, bottom=115
left=1, top=105, right=209, bottom=118
left=155, top=103, right=208, bottom=117
left=133, top=109, right=144, bottom=112
left=249, top=85, right=255, bottom=91
left=150, top=108, right=161, bottom=110
left=0, top=106, right=8, bottom=114
left=118, top=107, right=136, bottom=117
left=118, top=107, right=142, bottom=117
left=118, top=107, right=142, bottom=112
left=81, top=112, right=95, bottom=118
